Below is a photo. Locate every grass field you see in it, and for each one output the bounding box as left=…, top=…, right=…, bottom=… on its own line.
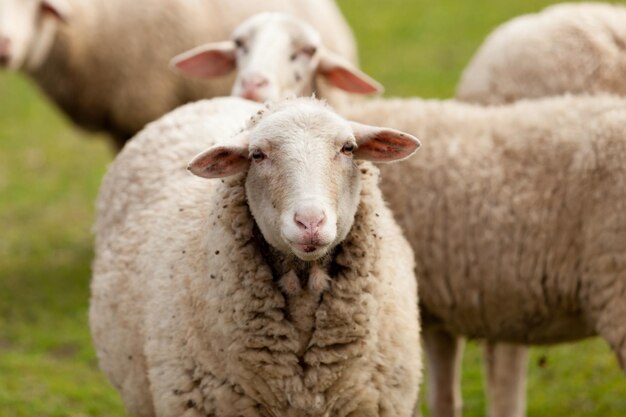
left=0, top=1, right=625, bottom=416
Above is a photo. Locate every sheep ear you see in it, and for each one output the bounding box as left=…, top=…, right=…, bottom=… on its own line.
left=317, top=49, right=383, bottom=95
left=188, top=145, right=250, bottom=178
left=41, top=0, right=72, bottom=23
left=188, top=131, right=250, bottom=178
left=351, top=122, right=420, bottom=162
left=170, top=41, right=237, bottom=78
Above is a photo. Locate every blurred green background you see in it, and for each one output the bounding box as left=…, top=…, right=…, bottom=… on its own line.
left=1, top=0, right=625, bottom=416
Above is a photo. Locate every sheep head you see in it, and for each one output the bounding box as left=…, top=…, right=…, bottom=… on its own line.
left=171, top=12, right=383, bottom=102
left=0, top=0, right=70, bottom=71
left=188, top=98, right=419, bottom=261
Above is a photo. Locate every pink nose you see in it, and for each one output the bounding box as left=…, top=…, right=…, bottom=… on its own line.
left=294, top=207, right=326, bottom=235
left=241, top=73, right=269, bottom=91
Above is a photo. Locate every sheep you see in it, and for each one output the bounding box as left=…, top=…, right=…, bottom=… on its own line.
left=456, top=3, right=626, bottom=105
left=170, top=12, right=383, bottom=104
left=455, top=3, right=626, bottom=414
left=339, top=94, right=626, bottom=417
left=0, top=0, right=357, bottom=150
left=89, top=96, right=423, bottom=417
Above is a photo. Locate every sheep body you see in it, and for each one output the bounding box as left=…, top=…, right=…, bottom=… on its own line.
left=456, top=3, right=626, bottom=104
left=453, top=4, right=626, bottom=414
left=90, top=97, right=421, bottom=417
left=23, top=0, right=357, bottom=148
left=340, top=93, right=626, bottom=362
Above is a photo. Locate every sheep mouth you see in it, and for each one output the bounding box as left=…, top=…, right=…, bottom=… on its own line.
left=239, top=90, right=265, bottom=103
left=298, top=244, right=321, bottom=253
left=288, top=240, right=331, bottom=260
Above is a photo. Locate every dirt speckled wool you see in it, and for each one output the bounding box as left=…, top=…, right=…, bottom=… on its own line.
left=90, top=97, right=421, bottom=417
left=456, top=3, right=626, bottom=104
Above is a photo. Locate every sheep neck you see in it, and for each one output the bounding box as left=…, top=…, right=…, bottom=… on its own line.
left=253, top=227, right=335, bottom=288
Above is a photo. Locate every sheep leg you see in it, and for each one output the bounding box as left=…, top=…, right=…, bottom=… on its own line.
left=589, top=277, right=626, bottom=373
left=422, top=326, right=464, bottom=417
left=484, top=342, right=528, bottom=417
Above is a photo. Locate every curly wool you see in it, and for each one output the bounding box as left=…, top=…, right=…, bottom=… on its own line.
left=168, top=166, right=377, bottom=413
left=149, top=164, right=420, bottom=416
left=90, top=98, right=421, bottom=417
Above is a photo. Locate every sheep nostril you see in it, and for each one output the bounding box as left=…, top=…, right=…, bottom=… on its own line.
left=295, top=218, right=308, bottom=231
left=242, top=74, right=269, bottom=90
left=293, top=210, right=326, bottom=233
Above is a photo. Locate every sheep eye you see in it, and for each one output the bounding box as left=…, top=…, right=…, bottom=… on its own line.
left=301, top=46, right=317, bottom=57
left=251, top=150, right=266, bottom=161
left=234, top=38, right=245, bottom=50
left=291, top=46, right=317, bottom=61
left=341, top=143, right=356, bottom=155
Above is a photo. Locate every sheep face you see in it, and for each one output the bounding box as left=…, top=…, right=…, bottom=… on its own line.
left=229, top=13, right=322, bottom=102
left=171, top=13, right=382, bottom=102
left=188, top=99, right=419, bottom=262
left=0, top=0, right=69, bottom=70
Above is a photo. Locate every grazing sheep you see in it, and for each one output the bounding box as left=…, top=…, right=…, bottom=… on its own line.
left=170, top=12, right=383, bottom=103
left=339, top=94, right=626, bottom=417
left=456, top=3, right=626, bottom=105
left=90, top=96, right=422, bottom=417
left=0, top=0, right=357, bottom=149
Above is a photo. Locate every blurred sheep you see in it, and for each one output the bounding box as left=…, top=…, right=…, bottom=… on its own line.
left=456, top=2, right=626, bottom=105
left=0, top=0, right=357, bottom=149
left=170, top=12, right=383, bottom=103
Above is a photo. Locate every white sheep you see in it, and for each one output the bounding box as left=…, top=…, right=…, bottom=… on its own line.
left=456, top=3, right=626, bottom=414
left=0, top=0, right=357, bottom=149
left=339, top=94, right=626, bottom=417
left=170, top=12, right=383, bottom=103
left=90, top=96, right=422, bottom=417
left=456, top=2, right=626, bottom=105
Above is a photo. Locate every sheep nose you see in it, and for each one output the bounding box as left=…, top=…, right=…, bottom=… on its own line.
left=241, top=73, right=269, bottom=90
left=294, top=207, right=326, bottom=234
left=0, top=37, right=10, bottom=66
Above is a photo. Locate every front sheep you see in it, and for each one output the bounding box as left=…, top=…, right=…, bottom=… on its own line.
left=90, top=96, right=422, bottom=417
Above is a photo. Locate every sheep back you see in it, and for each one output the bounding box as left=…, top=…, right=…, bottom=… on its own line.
left=341, top=95, right=626, bottom=359
left=456, top=3, right=626, bottom=104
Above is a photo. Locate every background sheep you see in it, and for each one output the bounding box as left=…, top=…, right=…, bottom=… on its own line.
left=455, top=3, right=626, bottom=415
left=0, top=0, right=357, bottom=149
left=456, top=2, right=626, bottom=105
left=90, top=96, right=422, bottom=417
left=339, top=94, right=626, bottom=417
left=170, top=12, right=383, bottom=104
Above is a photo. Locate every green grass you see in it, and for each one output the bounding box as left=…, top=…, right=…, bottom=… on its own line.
left=0, top=1, right=624, bottom=416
